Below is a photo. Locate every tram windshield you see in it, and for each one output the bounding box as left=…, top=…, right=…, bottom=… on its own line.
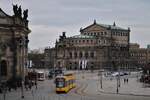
left=55, top=78, right=65, bottom=88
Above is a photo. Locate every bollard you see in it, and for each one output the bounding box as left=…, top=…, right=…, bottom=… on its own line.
left=21, top=81, right=24, bottom=99
left=3, top=85, right=7, bottom=100
left=31, top=90, right=34, bottom=100
left=3, top=92, right=6, bottom=100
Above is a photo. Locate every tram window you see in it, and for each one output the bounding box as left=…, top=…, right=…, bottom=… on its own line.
left=71, top=80, right=73, bottom=84
left=70, top=80, right=72, bottom=84
left=65, top=81, right=69, bottom=86
left=68, top=80, right=71, bottom=85
left=73, top=80, right=75, bottom=83
left=69, top=80, right=72, bottom=85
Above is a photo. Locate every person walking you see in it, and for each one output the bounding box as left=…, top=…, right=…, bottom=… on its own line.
left=124, top=78, right=126, bottom=84
left=127, top=78, right=129, bottom=83
left=24, top=76, right=29, bottom=90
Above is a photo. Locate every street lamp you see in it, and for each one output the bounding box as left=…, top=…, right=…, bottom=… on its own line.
left=116, top=46, right=121, bottom=93
left=118, top=47, right=121, bottom=88
left=100, top=71, right=103, bottom=89
left=116, top=75, right=119, bottom=94
left=118, top=65, right=121, bottom=87
left=98, top=70, right=103, bottom=89
left=0, top=50, right=2, bottom=83
left=18, top=36, right=25, bottom=99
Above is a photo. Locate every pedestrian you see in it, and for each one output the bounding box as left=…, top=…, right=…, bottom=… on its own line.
left=24, top=76, right=29, bottom=91
left=8, top=86, right=11, bottom=92
left=110, top=77, right=112, bottom=81
left=124, top=78, right=125, bottom=84
left=35, top=81, right=37, bottom=89
left=127, top=78, right=128, bottom=83
left=28, top=81, right=32, bottom=90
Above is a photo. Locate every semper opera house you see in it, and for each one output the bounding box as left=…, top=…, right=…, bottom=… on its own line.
left=45, top=20, right=150, bottom=71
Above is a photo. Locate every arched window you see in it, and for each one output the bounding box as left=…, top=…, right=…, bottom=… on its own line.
left=75, top=40, right=77, bottom=43
left=90, top=52, right=94, bottom=58
left=0, top=60, right=7, bottom=76
left=85, top=52, right=88, bottom=58
left=83, top=40, right=85, bottom=43
left=79, top=52, right=83, bottom=58
left=69, top=52, right=72, bottom=58
left=69, top=62, right=72, bottom=70
left=74, top=52, right=77, bottom=58
left=87, top=40, right=89, bottom=43
left=74, top=62, right=78, bottom=70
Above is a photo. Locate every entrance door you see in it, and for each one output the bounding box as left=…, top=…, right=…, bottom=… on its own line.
left=0, top=60, right=7, bottom=76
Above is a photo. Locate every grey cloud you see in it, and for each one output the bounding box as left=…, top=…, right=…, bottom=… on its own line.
left=0, top=0, right=150, bottom=49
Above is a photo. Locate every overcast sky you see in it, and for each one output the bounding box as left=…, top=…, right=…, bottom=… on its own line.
left=0, top=0, right=150, bottom=49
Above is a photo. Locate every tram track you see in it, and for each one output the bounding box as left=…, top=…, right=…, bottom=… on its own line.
left=73, top=81, right=89, bottom=96
left=72, top=79, right=103, bottom=98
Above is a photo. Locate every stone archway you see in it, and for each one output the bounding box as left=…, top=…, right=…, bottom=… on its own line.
left=0, top=60, right=7, bottom=76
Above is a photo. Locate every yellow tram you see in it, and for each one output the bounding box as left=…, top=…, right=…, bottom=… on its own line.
left=55, top=73, right=76, bottom=93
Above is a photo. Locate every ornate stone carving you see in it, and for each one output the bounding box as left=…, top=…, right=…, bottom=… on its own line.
left=18, top=6, right=22, bottom=17
left=23, top=9, right=28, bottom=20
left=0, top=39, right=7, bottom=56
left=13, top=5, right=22, bottom=18
left=13, top=4, right=18, bottom=16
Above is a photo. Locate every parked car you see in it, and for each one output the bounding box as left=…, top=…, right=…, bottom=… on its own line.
left=48, top=69, right=55, bottom=78
left=111, top=72, right=119, bottom=77
left=123, top=72, right=129, bottom=75
left=54, top=69, right=63, bottom=76
left=48, top=69, right=64, bottom=78
left=111, top=72, right=128, bottom=77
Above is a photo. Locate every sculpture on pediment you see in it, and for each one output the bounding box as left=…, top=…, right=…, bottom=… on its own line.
left=13, top=4, right=29, bottom=24
left=23, top=9, right=28, bottom=20
left=13, top=4, right=22, bottom=18
left=18, top=6, right=22, bottom=17
left=13, top=4, right=18, bottom=16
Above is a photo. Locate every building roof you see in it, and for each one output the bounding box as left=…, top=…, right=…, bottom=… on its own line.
left=80, top=20, right=128, bottom=31
left=99, top=23, right=126, bottom=30
left=0, top=8, right=11, bottom=17
left=69, top=34, right=95, bottom=39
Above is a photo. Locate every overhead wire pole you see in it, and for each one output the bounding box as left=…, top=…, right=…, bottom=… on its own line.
left=19, top=37, right=25, bottom=99
left=100, top=70, right=103, bottom=89
left=100, top=46, right=103, bottom=89
left=109, top=28, right=120, bottom=93
left=0, top=40, right=2, bottom=84
left=116, top=46, right=121, bottom=93
left=117, top=47, right=120, bottom=93
left=117, top=74, right=119, bottom=93
left=118, top=47, right=121, bottom=88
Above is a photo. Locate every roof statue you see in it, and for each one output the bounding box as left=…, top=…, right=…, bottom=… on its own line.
left=93, top=19, right=97, bottom=24
left=128, top=27, right=131, bottom=31
left=13, top=4, right=18, bottom=16
left=18, top=6, right=22, bottom=17
left=80, top=27, right=82, bottom=32
left=23, top=9, right=28, bottom=20
left=13, top=4, right=28, bottom=19
left=113, top=22, right=116, bottom=26
left=62, top=32, right=66, bottom=38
